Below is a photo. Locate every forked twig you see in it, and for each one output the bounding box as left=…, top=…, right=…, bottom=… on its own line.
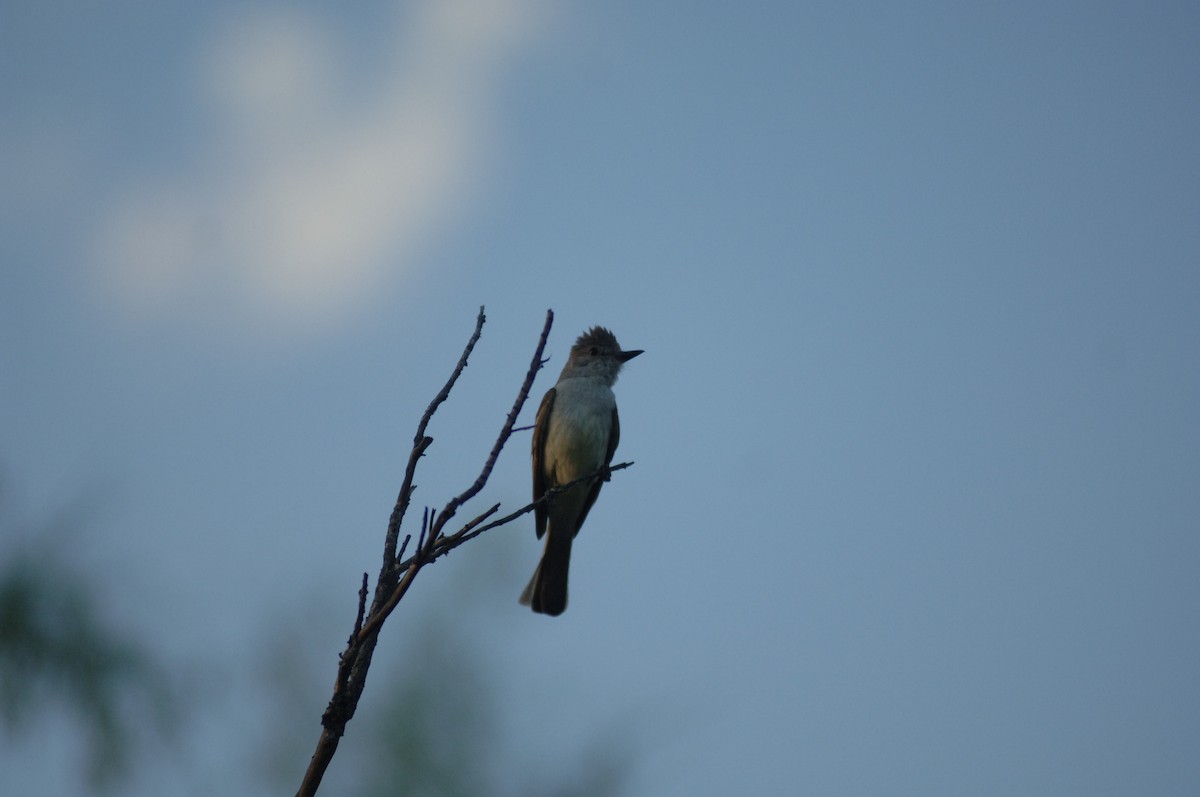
left=296, top=308, right=632, bottom=797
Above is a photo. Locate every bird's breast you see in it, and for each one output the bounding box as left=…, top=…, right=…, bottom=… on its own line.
left=544, top=380, right=615, bottom=481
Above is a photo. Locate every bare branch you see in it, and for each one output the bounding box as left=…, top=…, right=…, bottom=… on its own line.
left=295, top=308, right=569, bottom=797
left=353, top=310, right=557, bottom=643
left=426, top=308, right=555, bottom=539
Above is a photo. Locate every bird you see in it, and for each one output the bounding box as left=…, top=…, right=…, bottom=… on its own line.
left=520, top=325, right=642, bottom=615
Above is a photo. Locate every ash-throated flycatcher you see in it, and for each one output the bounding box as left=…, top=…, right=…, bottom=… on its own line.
left=520, top=326, right=642, bottom=616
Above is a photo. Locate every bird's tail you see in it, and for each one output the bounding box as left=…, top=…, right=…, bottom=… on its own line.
left=519, top=530, right=573, bottom=616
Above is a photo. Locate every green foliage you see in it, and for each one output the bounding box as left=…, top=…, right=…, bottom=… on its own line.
left=0, top=495, right=177, bottom=791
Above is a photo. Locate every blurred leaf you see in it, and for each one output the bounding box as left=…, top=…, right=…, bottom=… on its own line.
left=260, top=573, right=633, bottom=797
left=0, top=485, right=179, bottom=791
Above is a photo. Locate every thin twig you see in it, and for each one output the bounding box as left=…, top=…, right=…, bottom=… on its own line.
left=357, top=459, right=631, bottom=642
left=350, top=573, right=368, bottom=642
left=382, top=306, right=487, bottom=573
left=405, top=461, right=634, bottom=567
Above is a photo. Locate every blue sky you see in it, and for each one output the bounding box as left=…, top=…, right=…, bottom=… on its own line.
left=3, top=1, right=1199, bottom=794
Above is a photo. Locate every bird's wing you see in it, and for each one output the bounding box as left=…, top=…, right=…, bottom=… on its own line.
left=605, top=405, right=621, bottom=465
left=531, top=387, right=556, bottom=540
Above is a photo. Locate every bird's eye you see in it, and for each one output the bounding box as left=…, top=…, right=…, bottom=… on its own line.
left=589, top=346, right=599, bottom=356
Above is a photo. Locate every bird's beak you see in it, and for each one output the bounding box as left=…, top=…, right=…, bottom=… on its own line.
left=618, top=349, right=644, bottom=362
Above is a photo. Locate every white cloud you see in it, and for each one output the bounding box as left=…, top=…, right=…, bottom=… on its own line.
left=96, top=0, right=552, bottom=328
left=97, top=188, right=205, bottom=306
